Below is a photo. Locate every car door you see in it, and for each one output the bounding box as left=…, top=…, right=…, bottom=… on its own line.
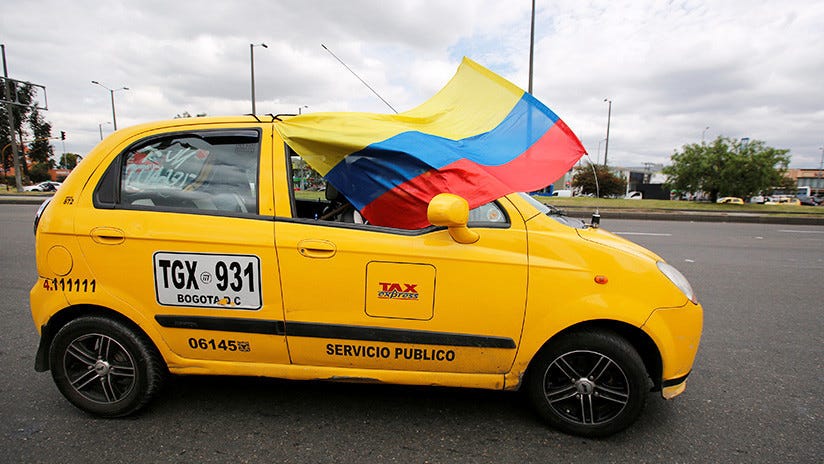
left=73, top=123, right=289, bottom=365
left=273, top=150, right=528, bottom=375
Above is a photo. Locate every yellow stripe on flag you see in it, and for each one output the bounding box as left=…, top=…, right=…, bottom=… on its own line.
left=275, top=57, right=523, bottom=176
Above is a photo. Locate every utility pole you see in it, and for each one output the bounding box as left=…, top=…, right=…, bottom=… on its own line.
left=1, top=44, right=23, bottom=192
left=528, top=0, right=535, bottom=94
left=2, top=46, right=48, bottom=192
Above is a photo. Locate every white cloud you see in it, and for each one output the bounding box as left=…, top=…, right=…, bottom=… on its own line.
left=2, top=0, right=822, bottom=167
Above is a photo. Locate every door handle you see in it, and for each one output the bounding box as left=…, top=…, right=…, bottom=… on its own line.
left=297, top=239, right=336, bottom=259
left=90, top=227, right=126, bottom=245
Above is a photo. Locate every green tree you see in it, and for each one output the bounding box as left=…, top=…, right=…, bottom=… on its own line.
left=58, top=152, right=81, bottom=170
left=28, top=162, right=51, bottom=183
left=27, top=107, right=54, bottom=167
left=663, top=137, right=790, bottom=202
left=1, top=82, right=34, bottom=174
left=572, top=163, right=627, bottom=197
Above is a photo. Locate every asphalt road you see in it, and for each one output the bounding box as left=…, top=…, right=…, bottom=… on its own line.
left=1, top=204, right=821, bottom=463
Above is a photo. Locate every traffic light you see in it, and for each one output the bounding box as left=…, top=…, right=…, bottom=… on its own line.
left=60, top=131, right=66, bottom=140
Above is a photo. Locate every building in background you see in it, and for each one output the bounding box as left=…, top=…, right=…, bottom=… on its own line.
left=786, top=168, right=824, bottom=196
left=613, top=163, right=670, bottom=200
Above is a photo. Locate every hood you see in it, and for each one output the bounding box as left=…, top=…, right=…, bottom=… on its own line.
left=575, top=227, right=663, bottom=263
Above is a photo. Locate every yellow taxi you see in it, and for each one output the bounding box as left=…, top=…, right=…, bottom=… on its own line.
left=31, top=116, right=702, bottom=437
left=716, top=197, right=744, bottom=204
left=764, top=196, right=801, bottom=206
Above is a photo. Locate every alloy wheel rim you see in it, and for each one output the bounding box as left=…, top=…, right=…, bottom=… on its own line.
left=63, top=333, right=137, bottom=404
left=542, top=350, right=630, bottom=425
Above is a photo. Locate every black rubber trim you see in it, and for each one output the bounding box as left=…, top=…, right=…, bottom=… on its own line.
left=285, top=321, right=516, bottom=348
left=34, top=323, right=53, bottom=372
left=155, top=315, right=285, bottom=335
left=662, top=371, right=691, bottom=387
left=154, top=316, right=515, bottom=349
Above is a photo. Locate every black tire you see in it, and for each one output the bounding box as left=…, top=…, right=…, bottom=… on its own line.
left=49, top=316, right=165, bottom=417
left=526, top=331, right=649, bottom=438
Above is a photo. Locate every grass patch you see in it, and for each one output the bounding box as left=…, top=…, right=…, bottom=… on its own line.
left=294, top=190, right=326, bottom=201
left=536, top=196, right=824, bottom=216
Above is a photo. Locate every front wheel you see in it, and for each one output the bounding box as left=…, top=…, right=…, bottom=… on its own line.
left=49, top=316, right=165, bottom=417
left=526, top=331, right=649, bottom=437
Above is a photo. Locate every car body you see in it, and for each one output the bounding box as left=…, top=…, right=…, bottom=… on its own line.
left=30, top=116, right=702, bottom=437
left=625, top=191, right=643, bottom=200
left=716, top=197, right=744, bottom=204
left=23, top=181, right=61, bottom=192
left=765, top=196, right=801, bottom=206
left=797, top=195, right=821, bottom=206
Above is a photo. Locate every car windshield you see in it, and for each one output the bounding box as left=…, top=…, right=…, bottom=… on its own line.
left=516, top=192, right=587, bottom=229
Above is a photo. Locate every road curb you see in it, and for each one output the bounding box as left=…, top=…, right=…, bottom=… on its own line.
left=0, top=196, right=51, bottom=205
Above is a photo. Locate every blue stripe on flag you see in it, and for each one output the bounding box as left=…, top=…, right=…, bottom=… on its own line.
left=325, top=93, right=560, bottom=209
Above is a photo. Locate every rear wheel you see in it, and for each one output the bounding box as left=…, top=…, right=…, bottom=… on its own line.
left=526, top=331, right=648, bottom=437
left=49, top=316, right=165, bottom=417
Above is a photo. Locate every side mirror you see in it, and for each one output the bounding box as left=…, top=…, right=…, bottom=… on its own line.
left=427, top=193, right=479, bottom=244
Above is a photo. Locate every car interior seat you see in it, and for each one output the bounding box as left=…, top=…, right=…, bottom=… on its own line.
left=321, top=183, right=362, bottom=223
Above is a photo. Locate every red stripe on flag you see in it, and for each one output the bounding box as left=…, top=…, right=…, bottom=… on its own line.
left=362, top=122, right=584, bottom=229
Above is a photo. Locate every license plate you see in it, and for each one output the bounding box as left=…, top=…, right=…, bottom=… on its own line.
left=153, top=252, right=262, bottom=310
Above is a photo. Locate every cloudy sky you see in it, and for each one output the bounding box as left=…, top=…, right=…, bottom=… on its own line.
left=2, top=0, right=823, bottom=168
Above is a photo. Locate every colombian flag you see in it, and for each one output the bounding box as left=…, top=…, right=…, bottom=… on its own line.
left=276, top=57, right=586, bottom=229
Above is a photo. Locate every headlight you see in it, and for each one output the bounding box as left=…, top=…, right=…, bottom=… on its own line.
left=657, top=261, right=697, bottom=304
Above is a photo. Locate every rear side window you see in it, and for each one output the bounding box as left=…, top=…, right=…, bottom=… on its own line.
left=95, top=130, right=260, bottom=215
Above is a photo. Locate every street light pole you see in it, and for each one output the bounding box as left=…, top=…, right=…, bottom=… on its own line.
left=603, top=98, right=612, bottom=166
left=818, top=146, right=823, bottom=181
left=596, top=138, right=606, bottom=165
left=98, top=121, right=111, bottom=140
left=250, top=43, right=268, bottom=114
left=91, top=81, right=128, bottom=130
left=702, top=126, right=710, bottom=143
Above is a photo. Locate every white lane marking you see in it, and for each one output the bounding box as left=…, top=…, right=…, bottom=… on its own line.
left=615, top=232, right=673, bottom=237
left=778, top=229, right=824, bottom=234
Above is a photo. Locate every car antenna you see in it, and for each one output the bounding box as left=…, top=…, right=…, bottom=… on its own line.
left=321, top=43, right=399, bottom=114
left=584, top=153, right=601, bottom=228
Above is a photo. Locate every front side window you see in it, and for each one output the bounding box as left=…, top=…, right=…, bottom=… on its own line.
left=468, top=201, right=508, bottom=226
left=97, top=130, right=260, bottom=215
left=286, top=147, right=509, bottom=229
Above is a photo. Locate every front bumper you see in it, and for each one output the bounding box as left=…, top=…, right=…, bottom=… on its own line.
left=641, top=301, right=703, bottom=398
left=661, top=371, right=690, bottom=399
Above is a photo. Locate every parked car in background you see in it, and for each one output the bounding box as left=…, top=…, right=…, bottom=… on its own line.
left=797, top=195, right=821, bottom=206
left=550, top=189, right=573, bottom=197
left=749, top=195, right=766, bottom=204
left=716, top=197, right=744, bottom=205
left=23, top=181, right=61, bottom=192
left=765, top=196, right=801, bottom=206
left=625, top=191, right=643, bottom=200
